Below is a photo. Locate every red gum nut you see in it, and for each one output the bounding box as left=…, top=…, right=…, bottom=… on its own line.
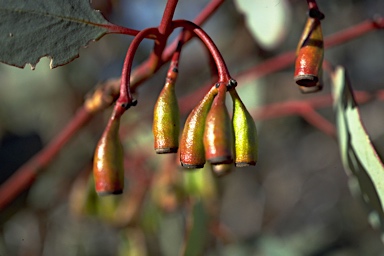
left=93, top=108, right=124, bottom=195
left=203, top=84, right=233, bottom=165
left=180, top=86, right=218, bottom=169
left=294, top=18, right=324, bottom=87
left=153, top=81, right=180, bottom=153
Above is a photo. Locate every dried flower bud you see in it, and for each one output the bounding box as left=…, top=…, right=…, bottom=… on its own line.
left=180, top=86, right=218, bottom=168
left=153, top=81, right=180, bottom=153
left=203, top=84, right=233, bottom=165
left=294, top=17, right=324, bottom=89
left=230, top=89, right=258, bottom=167
left=93, top=108, right=124, bottom=195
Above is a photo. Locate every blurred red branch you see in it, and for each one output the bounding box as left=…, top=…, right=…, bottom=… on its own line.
left=0, top=108, right=93, bottom=209
left=251, top=91, right=374, bottom=136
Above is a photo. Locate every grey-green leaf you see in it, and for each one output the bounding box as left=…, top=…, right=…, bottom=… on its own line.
left=0, top=0, right=111, bottom=69
left=332, top=66, right=384, bottom=235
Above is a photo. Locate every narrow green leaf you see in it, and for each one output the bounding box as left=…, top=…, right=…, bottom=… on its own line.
left=332, top=66, right=384, bottom=233
left=0, top=0, right=110, bottom=69
left=182, top=199, right=209, bottom=256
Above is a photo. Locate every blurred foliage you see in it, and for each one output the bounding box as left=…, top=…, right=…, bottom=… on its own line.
left=1, top=0, right=384, bottom=256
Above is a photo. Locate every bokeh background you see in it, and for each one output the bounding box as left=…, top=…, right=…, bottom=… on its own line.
left=1, top=0, right=384, bottom=255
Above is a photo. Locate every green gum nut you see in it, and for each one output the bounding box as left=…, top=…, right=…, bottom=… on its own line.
left=93, top=108, right=124, bottom=195
left=180, top=86, right=218, bottom=169
left=203, top=84, right=233, bottom=165
left=230, top=89, right=258, bottom=167
left=153, top=81, right=180, bottom=153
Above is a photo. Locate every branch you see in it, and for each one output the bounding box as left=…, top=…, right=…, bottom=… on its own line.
left=1, top=13, right=383, bottom=210
left=251, top=90, right=374, bottom=136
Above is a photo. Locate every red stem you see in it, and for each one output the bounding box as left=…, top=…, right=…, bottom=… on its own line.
left=250, top=90, right=374, bottom=137
left=306, top=0, right=319, bottom=10
left=325, top=17, right=384, bottom=48
left=130, top=0, right=225, bottom=91
left=118, top=28, right=159, bottom=107
left=172, top=20, right=231, bottom=83
left=306, top=0, right=324, bottom=19
left=159, top=0, right=179, bottom=35
left=161, top=0, right=224, bottom=62
left=166, top=30, right=185, bottom=83
left=146, top=0, right=179, bottom=80
left=103, top=24, right=141, bottom=37
left=301, top=107, right=336, bottom=137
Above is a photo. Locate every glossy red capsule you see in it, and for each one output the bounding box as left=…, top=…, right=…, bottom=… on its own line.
left=294, top=17, right=324, bottom=89
left=203, top=84, right=233, bottom=165
left=180, top=86, right=218, bottom=168
left=93, top=107, right=124, bottom=195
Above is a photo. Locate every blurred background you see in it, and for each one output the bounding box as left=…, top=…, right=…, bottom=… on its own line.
left=1, top=0, right=384, bottom=255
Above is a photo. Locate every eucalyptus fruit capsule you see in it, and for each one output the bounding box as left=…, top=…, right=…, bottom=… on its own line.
left=203, top=84, right=233, bottom=165
left=153, top=80, right=180, bottom=153
left=93, top=108, right=124, bottom=195
left=230, top=89, right=258, bottom=167
left=299, top=68, right=323, bottom=93
left=294, top=16, right=324, bottom=89
left=180, top=86, right=218, bottom=168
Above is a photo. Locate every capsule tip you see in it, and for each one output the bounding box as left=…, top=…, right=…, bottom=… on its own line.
left=235, top=161, right=256, bottom=167
left=96, top=189, right=123, bottom=196
left=181, top=162, right=205, bottom=169
left=155, top=147, right=178, bottom=154
left=294, top=74, right=318, bottom=87
left=207, top=156, right=233, bottom=165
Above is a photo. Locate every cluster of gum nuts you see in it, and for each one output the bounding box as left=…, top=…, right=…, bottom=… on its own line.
left=93, top=65, right=258, bottom=196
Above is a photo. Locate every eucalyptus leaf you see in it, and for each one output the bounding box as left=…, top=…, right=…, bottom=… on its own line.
left=233, top=0, right=291, bottom=50
left=0, top=0, right=111, bottom=69
left=332, top=66, right=384, bottom=234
